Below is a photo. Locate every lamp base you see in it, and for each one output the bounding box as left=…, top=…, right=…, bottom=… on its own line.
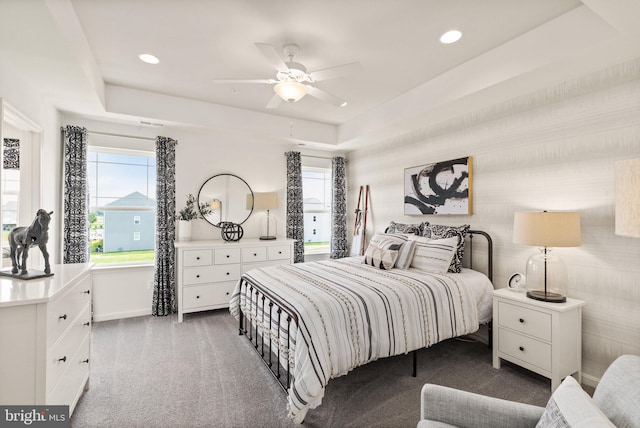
left=526, top=290, right=566, bottom=303
left=259, top=235, right=276, bottom=241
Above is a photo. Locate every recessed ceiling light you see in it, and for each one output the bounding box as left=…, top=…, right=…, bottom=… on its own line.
left=440, top=30, right=462, bottom=44
left=139, top=53, right=159, bottom=64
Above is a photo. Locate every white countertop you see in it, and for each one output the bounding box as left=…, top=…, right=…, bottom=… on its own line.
left=0, top=263, right=94, bottom=308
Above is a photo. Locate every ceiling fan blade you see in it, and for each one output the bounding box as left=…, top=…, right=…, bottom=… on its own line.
left=307, top=85, right=347, bottom=107
left=255, top=43, right=289, bottom=71
left=265, top=93, right=283, bottom=109
left=211, top=78, right=276, bottom=84
left=309, top=62, right=362, bottom=82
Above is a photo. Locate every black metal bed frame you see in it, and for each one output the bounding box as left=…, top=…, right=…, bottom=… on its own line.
left=238, top=229, right=494, bottom=391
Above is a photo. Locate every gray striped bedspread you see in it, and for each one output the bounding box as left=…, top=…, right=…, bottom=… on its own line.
left=229, top=256, right=492, bottom=423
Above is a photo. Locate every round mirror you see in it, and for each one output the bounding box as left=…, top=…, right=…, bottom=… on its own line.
left=197, top=174, right=253, bottom=227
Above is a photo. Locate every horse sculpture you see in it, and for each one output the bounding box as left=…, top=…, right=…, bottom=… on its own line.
left=9, top=209, right=53, bottom=276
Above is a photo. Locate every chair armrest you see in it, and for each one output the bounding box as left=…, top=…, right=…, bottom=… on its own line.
left=420, top=384, right=544, bottom=428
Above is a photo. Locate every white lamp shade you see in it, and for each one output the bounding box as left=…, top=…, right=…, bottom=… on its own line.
left=513, top=211, right=581, bottom=247
left=615, top=157, right=640, bottom=238
left=252, top=192, right=278, bottom=211
left=274, top=81, right=308, bottom=102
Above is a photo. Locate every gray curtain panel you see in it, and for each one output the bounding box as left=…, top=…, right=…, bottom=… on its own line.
left=62, top=125, right=89, bottom=264
left=152, top=136, right=177, bottom=316
left=285, top=151, right=304, bottom=263
left=3, top=138, right=20, bottom=169
left=330, top=156, right=348, bottom=259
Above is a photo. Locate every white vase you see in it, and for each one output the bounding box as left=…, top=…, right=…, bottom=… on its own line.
left=177, top=220, right=192, bottom=241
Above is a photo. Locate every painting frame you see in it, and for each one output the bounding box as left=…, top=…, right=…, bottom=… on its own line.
left=404, top=156, right=473, bottom=215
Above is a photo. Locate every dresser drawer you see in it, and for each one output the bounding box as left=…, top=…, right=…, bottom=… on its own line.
left=47, top=304, right=91, bottom=394
left=499, top=328, right=551, bottom=372
left=182, top=282, right=236, bottom=309
left=214, top=248, right=241, bottom=264
left=183, top=250, right=213, bottom=266
left=47, top=275, right=91, bottom=347
left=48, top=333, right=90, bottom=407
left=183, top=267, right=215, bottom=285
left=268, top=245, right=291, bottom=261
left=242, top=247, right=267, bottom=263
left=498, top=301, right=551, bottom=342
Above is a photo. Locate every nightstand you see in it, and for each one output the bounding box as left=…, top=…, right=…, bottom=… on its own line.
left=492, top=288, right=586, bottom=391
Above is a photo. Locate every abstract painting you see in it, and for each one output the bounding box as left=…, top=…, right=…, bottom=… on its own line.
left=404, top=156, right=472, bottom=215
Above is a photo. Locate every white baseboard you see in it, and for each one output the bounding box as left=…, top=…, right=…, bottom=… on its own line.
left=93, top=308, right=151, bottom=322
left=581, top=372, right=601, bottom=389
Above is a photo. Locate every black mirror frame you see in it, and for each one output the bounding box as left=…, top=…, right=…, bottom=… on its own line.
left=197, top=173, right=254, bottom=228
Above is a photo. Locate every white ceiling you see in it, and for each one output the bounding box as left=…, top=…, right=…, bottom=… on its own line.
left=1, top=0, right=639, bottom=150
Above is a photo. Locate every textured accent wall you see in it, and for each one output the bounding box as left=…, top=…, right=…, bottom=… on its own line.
left=347, top=58, right=640, bottom=383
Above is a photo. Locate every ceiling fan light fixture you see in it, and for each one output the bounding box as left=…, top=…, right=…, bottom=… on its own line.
left=274, top=81, right=308, bottom=102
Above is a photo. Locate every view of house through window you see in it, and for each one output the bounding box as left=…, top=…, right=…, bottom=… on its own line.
left=302, top=166, right=331, bottom=254
left=1, top=168, right=20, bottom=269
left=88, top=148, right=156, bottom=264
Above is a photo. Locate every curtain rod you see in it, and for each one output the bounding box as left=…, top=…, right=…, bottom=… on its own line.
left=284, top=153, right=346, bottom=161
left=87, top=130, right=157, bottom=141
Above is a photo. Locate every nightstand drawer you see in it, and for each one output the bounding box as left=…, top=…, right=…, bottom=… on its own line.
left=499, top=328, right=551, bottom=372
left=182, top=283, right=235, bottom=309
left=183, top=250, right=213, bottom=266
left=242, top=247, right=267, bottom=263
left=498, top=301, right=551, bottom=342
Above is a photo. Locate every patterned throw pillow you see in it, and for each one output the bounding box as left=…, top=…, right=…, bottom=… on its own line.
left=422, top=224, right=470, bottom=273
left=368, top=233, right=417, bottom=269
left=362, top=243, right=399, bottom=270
left=385, top=221, right=427, bottom=235
left=408, top=236, right=458, bottom=274
left=536, top=376, right=614, bottom=428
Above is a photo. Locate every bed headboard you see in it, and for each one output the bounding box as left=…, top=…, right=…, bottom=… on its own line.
left=466, top=230, right=493, bottom=283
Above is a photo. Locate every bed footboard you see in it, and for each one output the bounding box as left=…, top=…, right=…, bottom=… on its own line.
left=237, top=276, right=298, bottom=393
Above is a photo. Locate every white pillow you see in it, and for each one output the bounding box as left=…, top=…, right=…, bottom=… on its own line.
left=536, top=376, right=614, bottom=428
left=362, top=242, right=398, bottom=270
left=408, top=236, right=458, bottom=274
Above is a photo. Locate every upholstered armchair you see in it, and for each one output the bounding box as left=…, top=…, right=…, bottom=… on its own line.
left=418, top=354, right=640, bottom=428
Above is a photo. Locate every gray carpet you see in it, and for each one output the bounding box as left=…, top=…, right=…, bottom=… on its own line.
left=71, top=310, right=551, bottom=428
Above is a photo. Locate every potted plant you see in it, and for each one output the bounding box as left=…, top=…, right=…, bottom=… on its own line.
left=176, top=194, right=211, bottom=241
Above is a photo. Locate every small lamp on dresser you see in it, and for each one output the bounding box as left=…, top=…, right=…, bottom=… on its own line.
left=513, top=210, right=582, bottom=303
left=251, top=192, right=278, bottom=240
left=615, top=157, right=640, bottom=238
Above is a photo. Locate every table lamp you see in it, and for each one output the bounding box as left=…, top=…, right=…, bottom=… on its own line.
left=513, top=211, right=581, bottom=303
left=615, top=158, right=640, bottom=238
left=251, top=192, right=278, bottom=240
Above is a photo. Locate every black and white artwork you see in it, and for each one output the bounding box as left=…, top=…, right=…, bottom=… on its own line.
left=404, top=156, right=472, bottom=215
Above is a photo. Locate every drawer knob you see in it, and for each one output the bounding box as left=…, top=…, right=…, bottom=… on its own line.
left=83, top=290, right=91, bottom=294
left=226, top=272, right=230, bottom=276
left=59, top=314, right=67, bottom=320
left=196, top=256, right=200, bottom=260
left=196, top=295, right=200, bottom=299
left=226, top=292, right=230, bottom=295
left=279, top=251, right=282, bottom=254
left=253, top=253, right=257, bottom=256
left=519, top=318, right=524, bottom=323
left=196, top=274, right=200, bottom=278
left=84, top=322, right=90, bottom=327
left=226, top=255, right=230, bottom=258
left=58, top=356, right=67, bottom=363
left=82, top=359, right=90, bottom=364
left=519, top=346, right=525, bottom=352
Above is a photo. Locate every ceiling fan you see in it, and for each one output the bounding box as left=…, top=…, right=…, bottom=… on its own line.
left=212, top=43, right=362, bottom=109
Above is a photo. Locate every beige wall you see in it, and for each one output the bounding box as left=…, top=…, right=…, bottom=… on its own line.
left=346, top=59, right=640, bottom=383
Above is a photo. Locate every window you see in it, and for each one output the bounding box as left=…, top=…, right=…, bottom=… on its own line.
left=87, top=147, right=156, bottom=264
left=302, top=166, right=331, bottom=254
left=1, top=169, right=20, bottom=268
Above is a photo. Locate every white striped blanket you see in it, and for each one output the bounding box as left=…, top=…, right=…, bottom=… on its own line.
left=229, top=257, right=485, bottom=423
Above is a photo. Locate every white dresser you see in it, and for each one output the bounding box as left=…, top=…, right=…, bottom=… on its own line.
left=175, top=239, right=295, bottom=322
left=492, top=288, right=586, bottom=391
left=0, top=263, right=93, bottom=414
